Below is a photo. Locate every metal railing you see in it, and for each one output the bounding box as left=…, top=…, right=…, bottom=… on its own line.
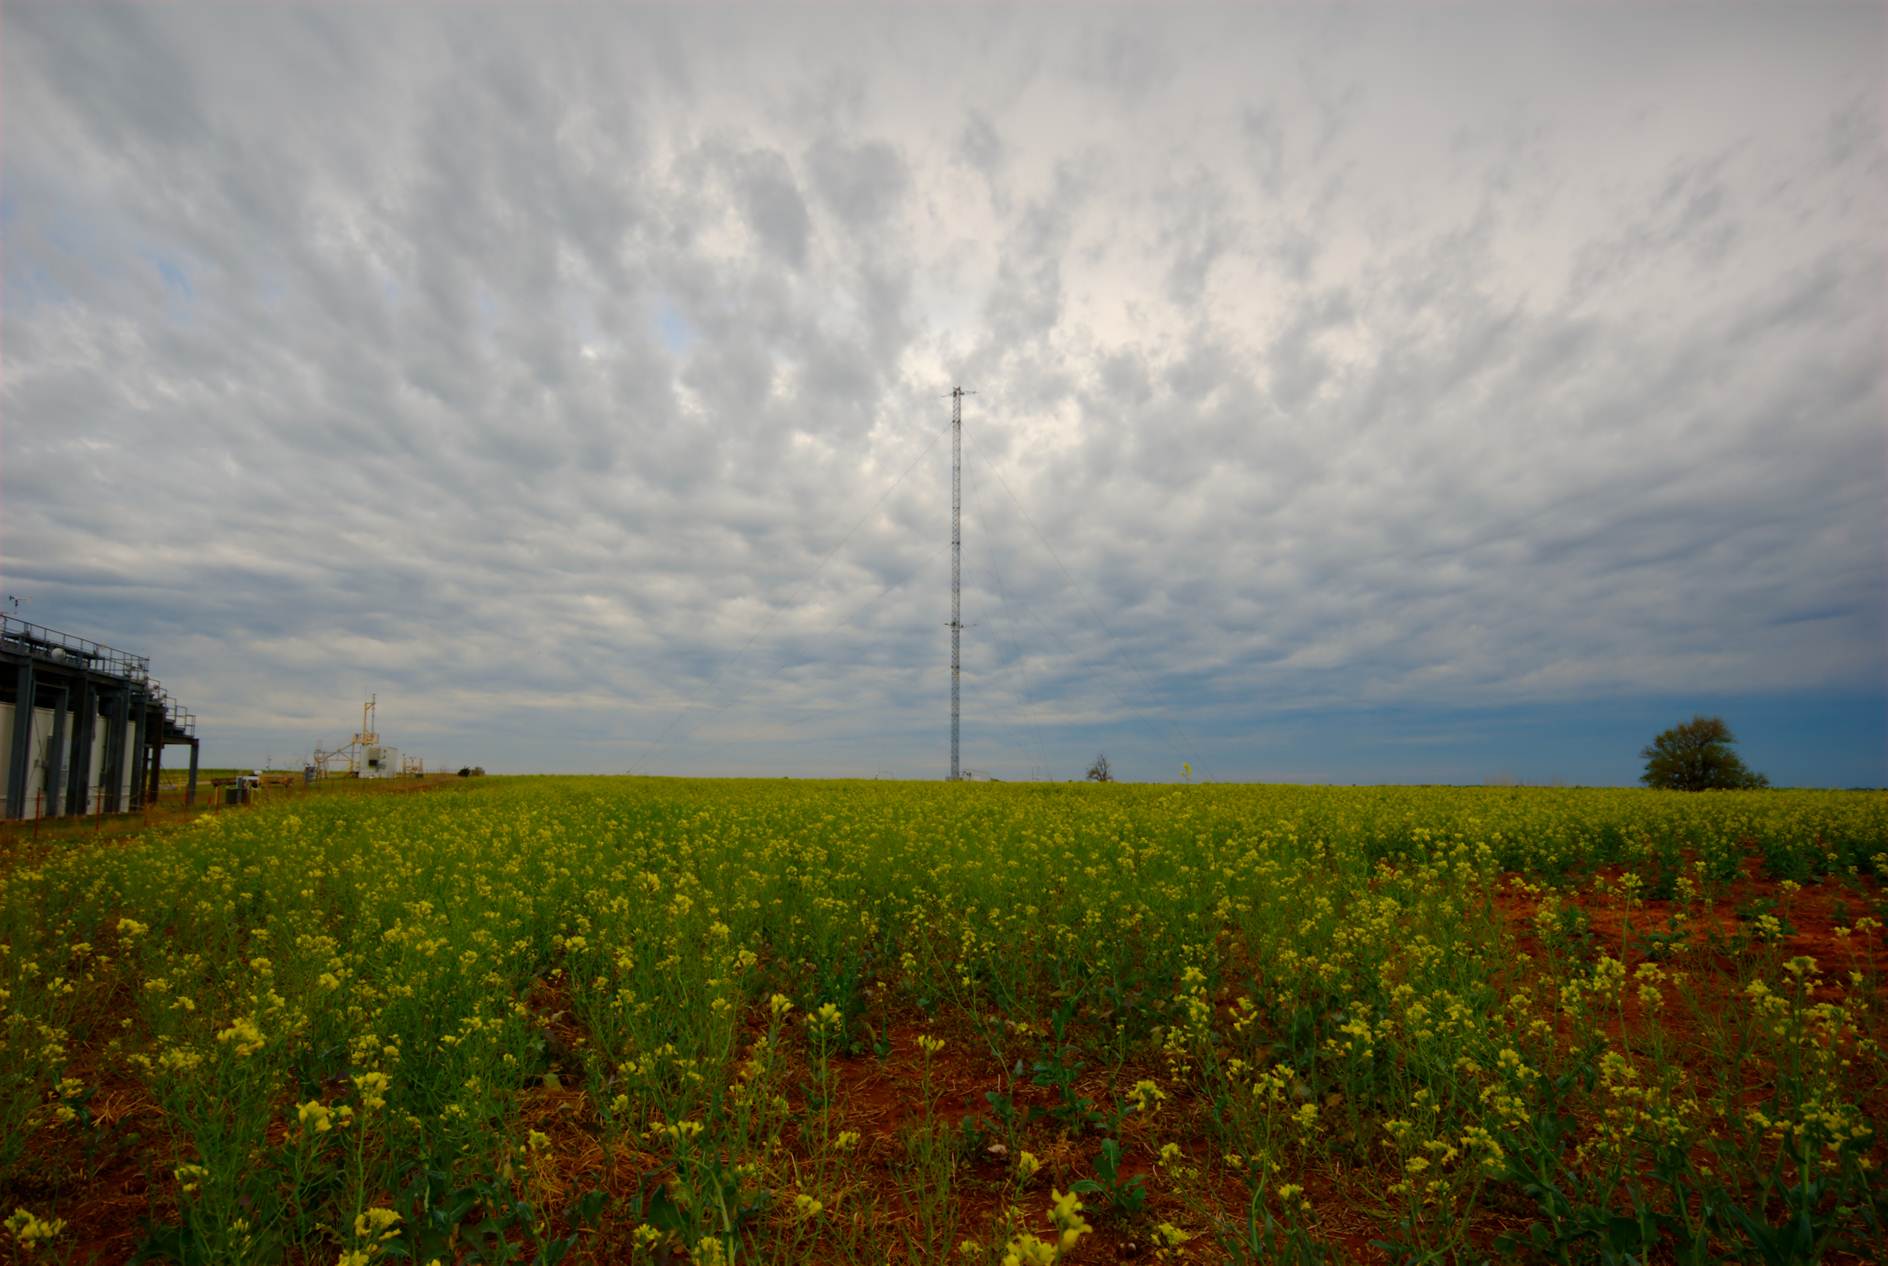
left=1, top=614, right=152, bottom=682
left=2, top=613, right=195, bottom=734
left=142, top=680, right=196, bottom=736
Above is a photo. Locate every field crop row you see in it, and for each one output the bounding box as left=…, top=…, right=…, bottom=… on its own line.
left=1, top=779, right=1883, bottom=1263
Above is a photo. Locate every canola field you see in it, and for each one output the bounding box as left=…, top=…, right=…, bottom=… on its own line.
left=1, top=777, right=1884, bottom=1264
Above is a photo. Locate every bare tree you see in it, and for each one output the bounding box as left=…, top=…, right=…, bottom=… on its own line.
left=1086, top=753, right=1113, bottom=783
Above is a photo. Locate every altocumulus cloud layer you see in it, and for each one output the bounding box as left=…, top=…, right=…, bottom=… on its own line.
left=2, top=4, right=1883, bottom=784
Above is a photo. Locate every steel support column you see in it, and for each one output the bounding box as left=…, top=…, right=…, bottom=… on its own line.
left=44, top=687, right=69, bottom=819
left=147, top=733, right=164, bottom=808
left=129, top=701, right=149, bottom=810
left=67, top=680, right=96, bottom=816
left=6, top=659, right=34, bottom=819
left=101, top=689, right=128, bottom=813
left=185, top=738, right=200, bottom=808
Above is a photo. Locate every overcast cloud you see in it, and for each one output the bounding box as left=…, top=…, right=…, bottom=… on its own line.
left=3, top=3, right=1883, bottom=785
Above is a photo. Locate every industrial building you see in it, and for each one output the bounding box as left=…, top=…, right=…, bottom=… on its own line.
left=1, top=615, right=199, bottom=820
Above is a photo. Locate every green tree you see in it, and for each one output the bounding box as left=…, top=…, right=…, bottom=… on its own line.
left=1640, top=715, right=1769, bottom=790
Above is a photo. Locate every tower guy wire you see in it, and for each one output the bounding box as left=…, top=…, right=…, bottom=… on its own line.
left=973, top=469, right=1055, bottom=781
left=631, top=417, right=954, bottom=775
left=971, top=434, right=1209, bottom=781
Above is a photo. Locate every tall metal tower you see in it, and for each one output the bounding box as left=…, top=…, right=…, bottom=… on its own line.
left=949, top=386, right=970, bottom=780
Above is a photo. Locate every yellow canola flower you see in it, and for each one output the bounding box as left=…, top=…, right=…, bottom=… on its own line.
left=354, top=1071, right=391, bottom=1112
left=1003, top=1237, right=1058, bottom=1266
left=1050, top=1188, right=1092, bottom=1254
left=215, top=1016, right=265, bottom=1057
left=652, top=1118, right=705, bottom=1147
left=4, top=764, right=1880, bottom=1264
left=1127, top=1078, right=1167, bottom=1113
left=354, top=1206, right=401, bottom=1241
left=1153, top=1221, right=1193, bottom=1249
left=6, top=1206, right=68, bottom=1248
left=298, top=1100, right=333, bottom=1133
left=998, top=1187, right=1093, bottom=1264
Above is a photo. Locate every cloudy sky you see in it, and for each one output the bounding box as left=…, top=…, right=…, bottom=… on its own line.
left=3, top=3, right=1883, bottom=785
